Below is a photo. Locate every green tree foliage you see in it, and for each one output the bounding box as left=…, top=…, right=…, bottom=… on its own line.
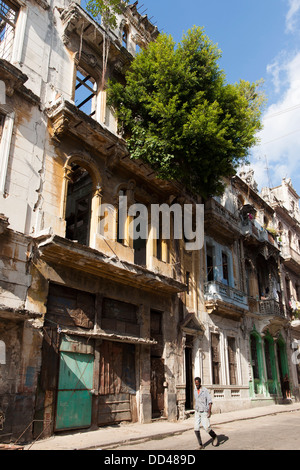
left=86, top=0, right=129, bottom=28
left=85, top=1, right=129, bottom=90
left=108, top=27, right=265, bottom=197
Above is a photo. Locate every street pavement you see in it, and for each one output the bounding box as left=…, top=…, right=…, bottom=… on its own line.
left=18, top=401, right=300, bottom=451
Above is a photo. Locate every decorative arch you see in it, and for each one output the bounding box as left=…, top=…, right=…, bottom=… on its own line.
left=61, top=153, right=103, bottom=247
left=65, top=152, right=103, bottom=189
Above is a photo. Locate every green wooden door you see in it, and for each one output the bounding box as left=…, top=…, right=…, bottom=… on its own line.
left=55, top=350, right=94, bottom=431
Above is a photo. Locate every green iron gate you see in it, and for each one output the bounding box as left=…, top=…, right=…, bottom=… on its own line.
left=55, top=337, right=94, bottom=431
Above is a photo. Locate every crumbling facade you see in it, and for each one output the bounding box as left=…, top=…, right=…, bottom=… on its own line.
left=0, top=0, right=299, bottom=445
left=261, top=177, right=300, bottom=396
left=0, top=0, right=201, bottom=441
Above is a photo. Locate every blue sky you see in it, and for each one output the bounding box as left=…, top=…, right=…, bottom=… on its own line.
left=82, top=1, right=300, bottom=197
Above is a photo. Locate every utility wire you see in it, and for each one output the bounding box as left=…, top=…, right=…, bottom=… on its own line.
left=264, top=103, right=300, bottom=120
left=260, top=127, right=300, bottom=145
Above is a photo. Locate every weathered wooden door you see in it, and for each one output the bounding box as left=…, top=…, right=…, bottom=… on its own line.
left=55, top=344, right=94, bottom=431
left=151, top=357, right=165, bottom=418
left=227, top=337, right=237, bottom=385
left=211, top=333, right=220, bottom=385
left=98, top=341, right=136, bottom=425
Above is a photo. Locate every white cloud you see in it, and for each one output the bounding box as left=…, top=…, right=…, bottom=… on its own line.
left=251, top=51, right=300, bottom=192
left=286, top=0, right=300, bottom=33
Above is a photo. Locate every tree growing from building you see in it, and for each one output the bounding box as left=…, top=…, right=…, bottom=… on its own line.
left=86, top=3, right=265, bottom=198
left=108, top=27, right=265, bottom=197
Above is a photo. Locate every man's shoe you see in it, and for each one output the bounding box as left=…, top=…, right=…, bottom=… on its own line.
left=209, top=430, right=218, bottom=447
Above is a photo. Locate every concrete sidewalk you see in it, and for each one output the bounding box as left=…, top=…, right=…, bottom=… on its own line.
left=21, top=401, right=300, bottom=451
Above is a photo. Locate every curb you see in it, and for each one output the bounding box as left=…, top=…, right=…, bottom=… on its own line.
left=80, top=405, right=300, bottom=451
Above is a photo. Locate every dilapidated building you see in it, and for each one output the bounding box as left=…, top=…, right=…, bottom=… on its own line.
left=199, top=169, right=299, bottom=413
left=262, top=177, right=300, bottom=396
left=0, top=0, right=202, bottom=442
left=0, top=0, right=300, bottom=446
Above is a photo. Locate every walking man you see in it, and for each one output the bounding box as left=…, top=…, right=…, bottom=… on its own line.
left=194, top=377, right=218, bottom=449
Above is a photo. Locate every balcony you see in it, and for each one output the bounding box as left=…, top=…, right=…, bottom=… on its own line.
left=258, top=299, right=285, bottom=318
left=242, top=220, right=280, bottom=251
left=37, top=234, right=187, bottom=295
left=281, top=245, right=300, bottom=275
left=248, top=296, right=287, bottom=330
left=242, top=220, right=268, bottom=242
left=204, top=198, right=240, bottom=243
left=204, top=281, right=249, bottom=320
left=46, top=97, right=124, bottom=155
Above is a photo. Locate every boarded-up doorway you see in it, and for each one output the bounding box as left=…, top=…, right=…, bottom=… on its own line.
left=98, top=341, right=137, bottom=425
left=151, top=357, right=165, bottom=418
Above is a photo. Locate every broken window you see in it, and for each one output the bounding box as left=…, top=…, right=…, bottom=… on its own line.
left=0, top=1, right=18, bottom=61
left=74, top=67, right=97, bottom=118
left=122, top=26, right=128, bottom=49
left=65, top=163, right=93, bottom=246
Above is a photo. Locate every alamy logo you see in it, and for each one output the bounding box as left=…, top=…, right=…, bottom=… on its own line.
left=100, top=196, right=204, bottom=251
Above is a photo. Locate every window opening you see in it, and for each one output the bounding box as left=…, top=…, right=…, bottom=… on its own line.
left=227, top=337, right=237, bottom=385
left=206, top=245, right=214, bottom=282
left=117, top=189, right=126, bottom=244
left=122, top=27, right=128, bottom=49
left=75, top=68, right=97, bottom=118
left=0, top=1, right=18, bottom=61
left=156, top=211, right=163, bottom=261
left=222, top=251, right=229, bottom=283
left=65, top=163, right=93, bottom=246
left=211, top=333, right=220, bottom=385
left=150, top=310, right=162, bottom=339
left=133, top=209, right=147, bottom=266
